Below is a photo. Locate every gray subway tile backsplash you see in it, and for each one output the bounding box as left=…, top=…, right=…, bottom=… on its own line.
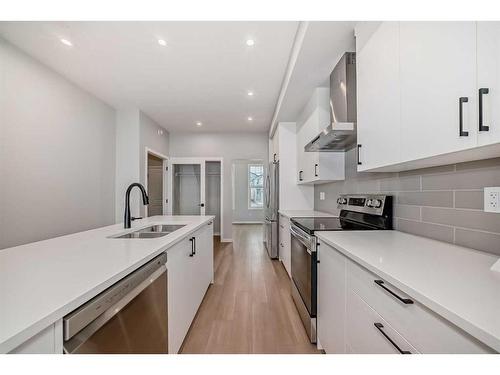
left=397, top=219, right=454, bottom=243
left=422, top=168, right=500, bottom=190
left=422, top=207, right=500, bottom=234
left=379, top=175, right=420, bottom=192
left=314, top=148, right=500, bottom=255
left=394, top=204, right=421, bottom=221
left=398, top=191, right=453, bottom=207
left=454, top=190, right=484, bottom=210
left=454, top=229, right=500, bottom=256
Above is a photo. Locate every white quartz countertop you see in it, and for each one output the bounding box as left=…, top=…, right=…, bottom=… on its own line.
left=279, top=210, right=334, bottom=219
left=315, top=230, right=500, bottom=352
left=0, top=215, right=214, bottom=353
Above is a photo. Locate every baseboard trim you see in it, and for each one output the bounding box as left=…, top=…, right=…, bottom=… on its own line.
left=232, top=221, right=264, bottom=224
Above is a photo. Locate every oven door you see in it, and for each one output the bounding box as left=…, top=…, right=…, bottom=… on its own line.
left=290, top=225, right=317, bottom=317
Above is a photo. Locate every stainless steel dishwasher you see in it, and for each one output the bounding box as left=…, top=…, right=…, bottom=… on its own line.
left=63, top=253, right=168, bottom=354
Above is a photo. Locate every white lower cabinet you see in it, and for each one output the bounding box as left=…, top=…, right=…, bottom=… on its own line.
left=346, top=287, right=419, bottom=354
left=278, top=215, right=291, bottom=278
left=317, top=240, right=494, bottom=354
left=317, top=240, right=346, bottom=353
left=10, top=321, right=63, bottom=354
left=167, top=223, right=214, bottom=354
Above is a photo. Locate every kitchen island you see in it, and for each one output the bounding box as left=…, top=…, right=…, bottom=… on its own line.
left=0, top=215, right=214, bottom=353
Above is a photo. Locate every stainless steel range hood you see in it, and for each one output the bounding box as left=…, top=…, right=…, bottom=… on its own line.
left=305, top=52, right=356, bottom=152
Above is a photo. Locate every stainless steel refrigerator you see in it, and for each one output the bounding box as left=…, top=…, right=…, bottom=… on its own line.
left=264, top=161, right=279, bottom=259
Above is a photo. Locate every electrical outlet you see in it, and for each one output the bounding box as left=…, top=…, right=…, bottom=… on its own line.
left=484, top=187, right=500, bottom=213
left=319, top=192, right=325, bottom=200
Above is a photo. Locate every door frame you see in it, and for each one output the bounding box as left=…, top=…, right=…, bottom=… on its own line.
left=168, top=157, right=224, bottom=240
left=144, top=147, right=169, bottom=218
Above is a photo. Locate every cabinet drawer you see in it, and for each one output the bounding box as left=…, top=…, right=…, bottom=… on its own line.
left=346, top=287, right=419, bottom=354
left=347, top=259, right=492, bottom=353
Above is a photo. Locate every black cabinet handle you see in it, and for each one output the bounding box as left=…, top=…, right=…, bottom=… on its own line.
left=374, top=323, right=411, bottom=354
left=314, top=164, right=319, bottom=177
left=479, top=88, right=490, bottom=132
left=199, top=203, right=205, bottom=207
left=374, top=280, right=413, bottom=304
left=459, top=97, right=469, bottom=137
left=273, top=153, right=277, bottom=162
left=357, top=144, right=362, bottom=165
left=189, top=237, right=194, bottom=257
left=299, top=170, right=303, bottom=181
left=193, top=236, right=196, bottom=255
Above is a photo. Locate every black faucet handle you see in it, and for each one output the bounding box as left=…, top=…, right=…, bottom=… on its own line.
left=131, top=217, right=143, bottom=221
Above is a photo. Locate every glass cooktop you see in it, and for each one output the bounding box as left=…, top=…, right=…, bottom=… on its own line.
left=290, top=214, right=387, bottom=235
left=290, top=217, right=343, bottom=234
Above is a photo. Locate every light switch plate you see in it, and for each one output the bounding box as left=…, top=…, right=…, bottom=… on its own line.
left=319, top=192, right=325, bottom=200
left=484, top=187, right=500, bottom=213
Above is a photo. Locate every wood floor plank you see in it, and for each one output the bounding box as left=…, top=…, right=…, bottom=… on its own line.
left=180, top=225, right=323, bottom=354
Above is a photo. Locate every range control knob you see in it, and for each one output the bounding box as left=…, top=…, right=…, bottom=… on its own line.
left=373, top=199, right=382, bottom=208
left=337, top=198, right=342, bottom=204
left=366, top=199, right=373, bottom=207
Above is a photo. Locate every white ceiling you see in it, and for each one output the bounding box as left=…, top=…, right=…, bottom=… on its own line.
left=0, top=21, right=300, bottom=133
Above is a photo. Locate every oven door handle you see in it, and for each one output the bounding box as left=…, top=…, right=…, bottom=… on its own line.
left=290, top=225, right=313, bottom=251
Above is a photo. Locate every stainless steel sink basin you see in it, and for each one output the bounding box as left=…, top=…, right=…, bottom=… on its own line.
left=112, top=224, right=186, bottom=239
left=137, top=224, right=186, bottom=233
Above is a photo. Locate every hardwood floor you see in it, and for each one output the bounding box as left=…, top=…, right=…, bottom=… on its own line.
left=180, top=224, right=322, bottom=354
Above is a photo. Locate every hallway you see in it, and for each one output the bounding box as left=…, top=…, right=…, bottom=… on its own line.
left=180, top=224, right=322, bottom=354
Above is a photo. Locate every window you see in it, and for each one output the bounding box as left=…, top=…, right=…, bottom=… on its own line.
left=248, top=164, right=264, bottom=209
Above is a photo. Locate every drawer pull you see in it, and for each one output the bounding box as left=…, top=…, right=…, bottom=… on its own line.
left=374, top=280, right=413, bottom=305
left=374, top=323, right=411, bottom=354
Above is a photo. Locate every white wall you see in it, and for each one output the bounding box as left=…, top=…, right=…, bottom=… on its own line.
left=115, top=109, right=169, bottom=221
left=139, top=111, right=169, bottom=216
left=232, top=159, right=265, bottom=223
left=0, top=38, right=116, bottom=249
left=169, top=132, right=268, bottom=240
left=115, top=108, right=140, bottom=222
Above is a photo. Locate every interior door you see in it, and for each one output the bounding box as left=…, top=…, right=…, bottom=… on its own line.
left=399, top=22, right=477, bottom=162
left=170, top=159, right=205, bottom=215
left=147, top=161, right=164, bottom=216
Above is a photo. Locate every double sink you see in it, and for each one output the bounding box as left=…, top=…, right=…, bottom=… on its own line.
left=113, top=224, right=186, bottom=239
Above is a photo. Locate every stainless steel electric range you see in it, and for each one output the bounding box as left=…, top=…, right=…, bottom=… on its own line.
left=290, top=194, right=393, bottom=343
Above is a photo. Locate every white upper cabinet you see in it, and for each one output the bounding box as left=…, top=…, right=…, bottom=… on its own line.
left=357, top=21, right=500, bottom=172
left=399, top=22, right=478, bottom=162
left=356, top=22, right=401, bottom=171
left=477, top=22, right=500, bottom=146
left=296, top=88, right=345, bottom=184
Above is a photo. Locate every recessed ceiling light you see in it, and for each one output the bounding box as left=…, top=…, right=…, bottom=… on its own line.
left=247, top=91, right=254, bottom=97
left=60, top=38, right=73, bottom=47
left=158, top=39, right=167, bottom=46
left=246, top=39, right=255, bottom=46
left=196, top=121, right=203, bottom=127
left=247, top=116, right=253, bottom=121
